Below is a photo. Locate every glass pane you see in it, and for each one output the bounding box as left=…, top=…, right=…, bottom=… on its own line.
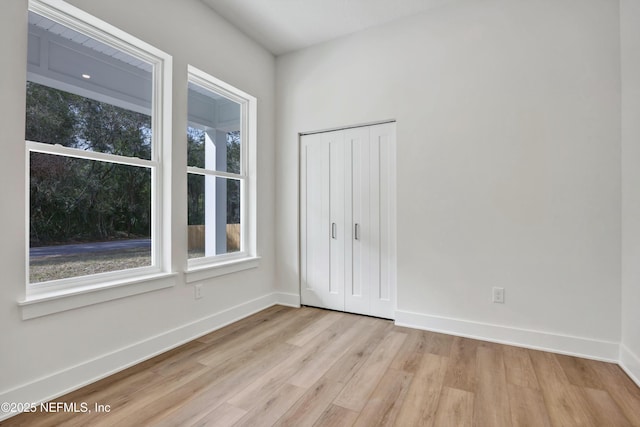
left=188, top=174, right=241, bottom=259
left=30, top=152, right=152, bottom=283
left=26, top=11, right=153, bottom=159
left=187, top=126, right=206, bottom=169
left=26, top=82, right=152, bottom=159
left=187, top=82, right=241, bottom=173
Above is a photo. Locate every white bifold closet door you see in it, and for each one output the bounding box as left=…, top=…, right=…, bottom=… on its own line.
left=300, top=122, right=395, bottom=319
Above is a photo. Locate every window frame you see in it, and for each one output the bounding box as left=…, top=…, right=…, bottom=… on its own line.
left=23, top=0, right=173, bottom=303
left=185, top=65, right=258, bottom=281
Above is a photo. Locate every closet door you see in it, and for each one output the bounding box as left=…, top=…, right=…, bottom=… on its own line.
left=300, top=122, right=395, bottom=319
left=328, top=130, right=348, bottom=311
left=345, top=126, right=370, bottom=315
left=348, top=123, right=395, bottom=319
left=300, top=130, right=346, bottom=311
left=367, top=123, right=395, bottom=319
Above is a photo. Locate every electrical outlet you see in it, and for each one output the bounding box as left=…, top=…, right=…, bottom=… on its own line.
left=194, top=284, right=203, bottom=300
left=492, top=287, right=505, bottom=304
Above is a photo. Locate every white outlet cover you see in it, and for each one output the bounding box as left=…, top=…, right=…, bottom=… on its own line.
left=492, top=287, right=505, bottom=303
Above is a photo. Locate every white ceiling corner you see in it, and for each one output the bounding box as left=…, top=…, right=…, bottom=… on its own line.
left=201, top=0, right=455, bottom=55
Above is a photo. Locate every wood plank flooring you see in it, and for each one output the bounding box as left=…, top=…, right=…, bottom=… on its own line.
left=3, top=305, right=640, bottom=427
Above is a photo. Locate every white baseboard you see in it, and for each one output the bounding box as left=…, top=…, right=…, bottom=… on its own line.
left=0, top=292, right=290, bottom=422
left=620, top=344, right=640, bottom=387
left=274, top=292, right=300, bottom=307
left=395, top=310, right=620, bottom=362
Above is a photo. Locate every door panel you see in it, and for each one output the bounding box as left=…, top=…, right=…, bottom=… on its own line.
left=369, top=123, right=395, bottom=319
left=328, top=130, right=346, bottom=308
left=346, top=126, right=371, bottom=316
left=300, top=133, right=343, bottom=311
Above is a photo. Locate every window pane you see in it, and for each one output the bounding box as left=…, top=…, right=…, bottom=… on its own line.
left=187, top=126, right=205, bottom=169
left=187, top=82, right=241, bottom=173
left=188, top=174, right=241, bottom=258
left=26, top=82, right=152, bottom=160
left=27, top=11, right=153, bottom=159
left=30, top=152, right=152, bottom=283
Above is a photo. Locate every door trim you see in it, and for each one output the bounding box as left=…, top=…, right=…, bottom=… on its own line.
left=299, top=119, right=396, bottom=136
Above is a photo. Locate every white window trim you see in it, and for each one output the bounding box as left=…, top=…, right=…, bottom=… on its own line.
left=19, top=273, right=178, bottom=320
left=21, top=0, right=173, bottom=317
left=185, top=65, right=258, bottom=282
left=185, top=257, right=261, bottom=283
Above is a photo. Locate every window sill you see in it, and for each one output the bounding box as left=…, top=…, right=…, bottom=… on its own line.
left=185, top=256, right=261, bottom=283
left=18, top=272, right=177, bottom=320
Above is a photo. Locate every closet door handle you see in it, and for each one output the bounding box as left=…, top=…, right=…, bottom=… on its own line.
left=331, top=223, right=337, bottom=239
left=354, top=223, right=360, bottom=240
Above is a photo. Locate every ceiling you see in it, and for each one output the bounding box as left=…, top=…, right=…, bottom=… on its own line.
left=201, top=0, right=455, bottom=55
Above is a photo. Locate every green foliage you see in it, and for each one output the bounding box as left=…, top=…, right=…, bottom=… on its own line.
left=26, top=81, right=78, bottom=146
left=77, top=97, right=152, bottom=159
left=27, top=82, right=152, bottom=245
left=226, top=131, right=241, bottom=224
left=226, top=131, right=241, bottom=174
left=187, top=128, right=205, bottom=226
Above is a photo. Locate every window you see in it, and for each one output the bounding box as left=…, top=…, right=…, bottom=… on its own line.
left=25, top=0, right=172, bottom=297
left=186, top=66, right=257, bottom=278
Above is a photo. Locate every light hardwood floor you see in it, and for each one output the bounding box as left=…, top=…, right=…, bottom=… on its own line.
left=3, top=305, right=640, bottom=426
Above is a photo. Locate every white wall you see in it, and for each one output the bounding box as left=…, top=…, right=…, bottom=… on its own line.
left=276, top=0, right=622, bottom=359
left=621, top=0, right=640, bottom=384
left=0, top=0, right=277, bottom=412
